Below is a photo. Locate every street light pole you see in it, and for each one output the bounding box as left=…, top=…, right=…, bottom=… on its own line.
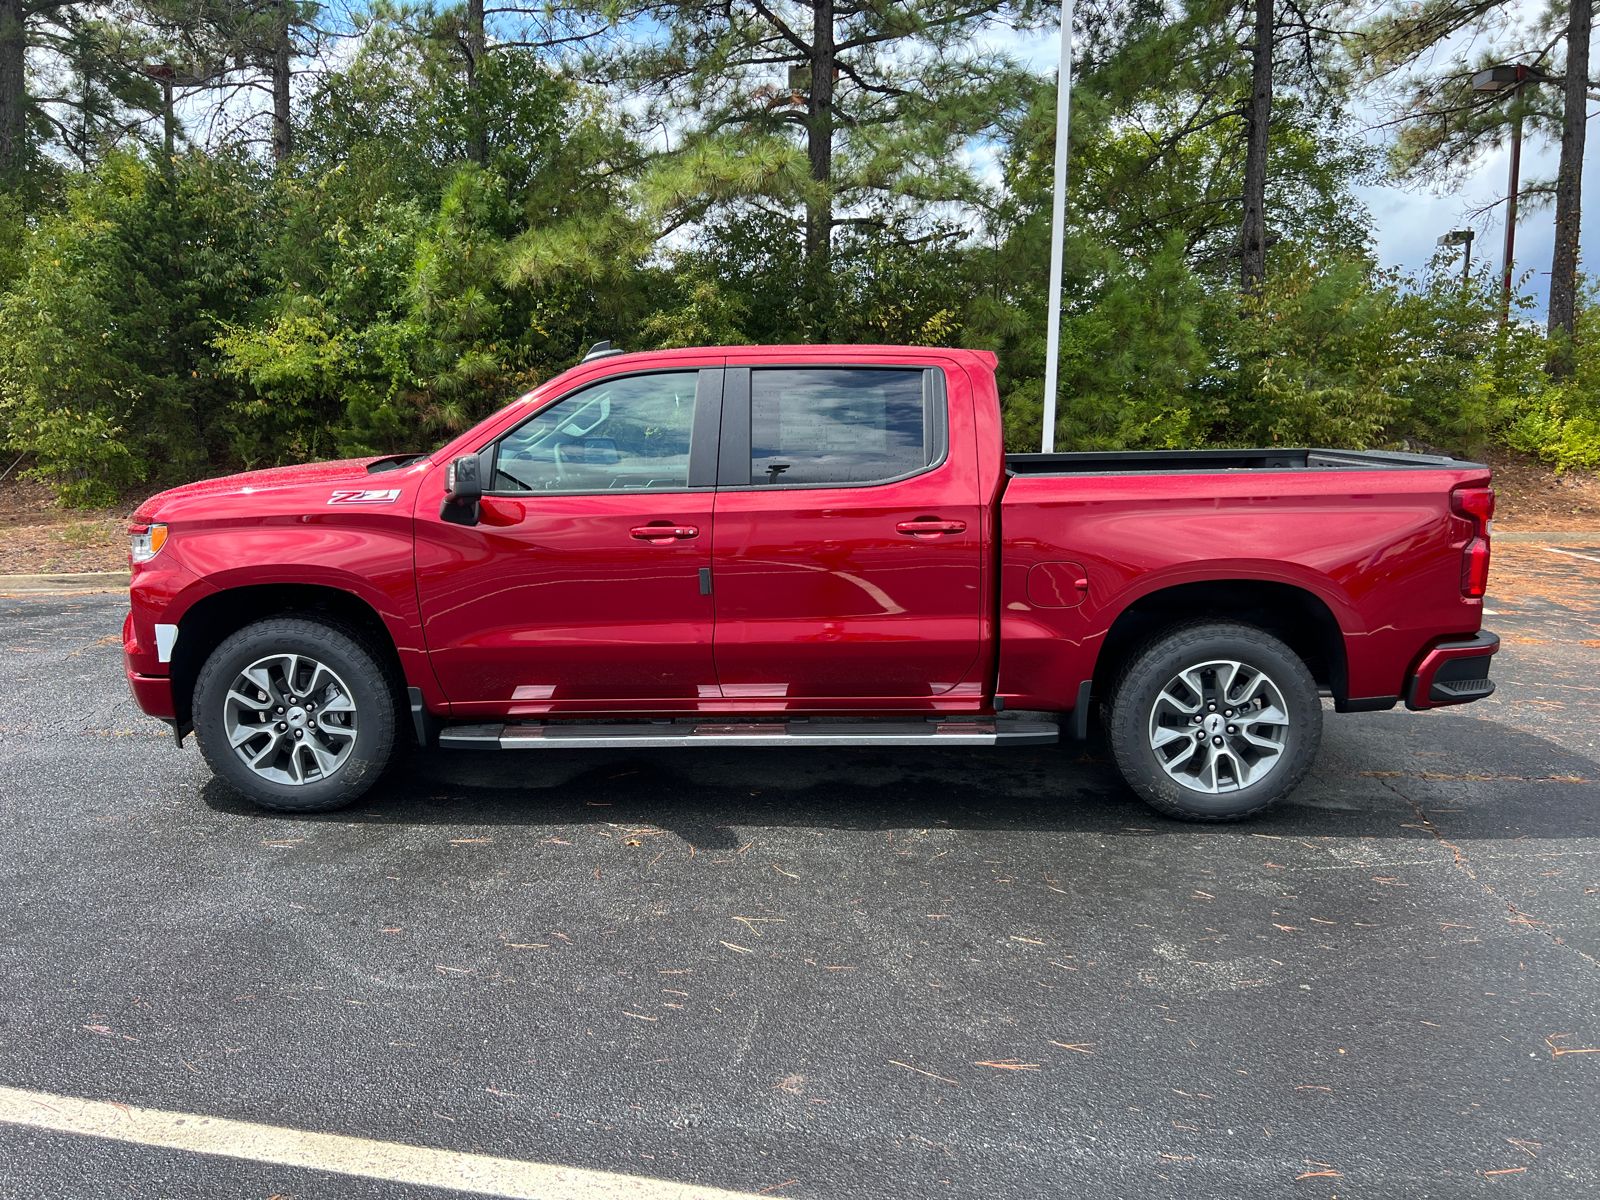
left=1039, top=0, right=1075, bottom=454
left=1500, top=66, right=1526, bottom=324
left=1473, top=64, right=1533, bottom=325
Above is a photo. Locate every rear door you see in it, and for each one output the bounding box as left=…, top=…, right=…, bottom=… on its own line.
left=710, top=362, right=985, bottom=702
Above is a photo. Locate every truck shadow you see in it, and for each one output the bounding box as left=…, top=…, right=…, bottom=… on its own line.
left=202, top=711, right=1600, bottom=849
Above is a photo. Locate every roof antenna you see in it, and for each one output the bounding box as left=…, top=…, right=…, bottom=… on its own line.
left=582, top=340, right=625, bottom=363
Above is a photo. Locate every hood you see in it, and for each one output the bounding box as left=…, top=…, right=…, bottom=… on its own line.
left=132, top=456, right=421, bottom=522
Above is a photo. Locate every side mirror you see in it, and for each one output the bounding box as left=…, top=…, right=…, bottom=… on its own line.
left=440, top=451, right=487, bottom=526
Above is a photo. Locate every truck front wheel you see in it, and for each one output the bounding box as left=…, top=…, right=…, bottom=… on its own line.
left=1106, top=621, right=1322, bottom=821
left=192, top=617, right=397, bottom=813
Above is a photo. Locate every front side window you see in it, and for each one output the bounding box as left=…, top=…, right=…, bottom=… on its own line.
left=491, top=371, right=700, bottom=493
left=747, top=368, right=931, bottom=486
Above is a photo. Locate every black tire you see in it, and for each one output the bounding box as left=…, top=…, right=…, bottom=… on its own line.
left=193, top=617, right=398, bottom=813
left=1106, top=621, right=1321, bottom=821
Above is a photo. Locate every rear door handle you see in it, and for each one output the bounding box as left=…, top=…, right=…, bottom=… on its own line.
left=896, top=518, right=967, bottom=538
left=630, top=524, right=699, bottom=542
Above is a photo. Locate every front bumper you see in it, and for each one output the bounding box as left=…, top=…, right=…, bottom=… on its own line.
left=122, top=556, right=214, bottom=724
left=125, top=661, right=176, bottom=720
left=123, top=607, right=175, bottom=718
left=1405, top=631, right=1499, bottom=710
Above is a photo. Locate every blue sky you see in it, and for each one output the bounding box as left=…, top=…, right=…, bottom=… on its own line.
left=1356, top=132, right=1600, bottom=317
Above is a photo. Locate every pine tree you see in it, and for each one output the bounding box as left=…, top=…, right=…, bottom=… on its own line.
left=1061, top=0, right=1351, bottom=294
left=1355, top=0, right=1596, bottom=358
left=1241, top=0, right=1273, bottom=292
left=1235, top=0, right=1349, bottom=293
left=584, top=0, right=1051, bottom=337
left=137, top=0, right=338, bottom=165
left=0, top=0, right=21, bottom=182
left=0, top=1, right=169, bottom=189
left=1547, top=0, right=1592, bottom=366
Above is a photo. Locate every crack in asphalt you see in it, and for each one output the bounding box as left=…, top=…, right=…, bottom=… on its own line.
left=1380, top=777, right=1600, bottom=971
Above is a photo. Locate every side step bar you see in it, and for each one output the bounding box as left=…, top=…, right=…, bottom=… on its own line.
left=438, top=718, right=1059, bottom=751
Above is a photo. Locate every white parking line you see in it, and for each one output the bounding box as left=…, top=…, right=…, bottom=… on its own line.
left=0, top=1086, right=762, bottom=1199
left=1543, top=545, right=1600, bottom=565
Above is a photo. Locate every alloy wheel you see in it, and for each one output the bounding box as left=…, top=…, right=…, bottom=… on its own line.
left=1146, top=658, right=1290, bottom=794
left=222, top=653, right=358, bottom=787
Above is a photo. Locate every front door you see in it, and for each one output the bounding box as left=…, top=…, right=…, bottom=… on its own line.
left=710, top=364, right=985, bottom=702
left=415, top=367, right=722, bottom=716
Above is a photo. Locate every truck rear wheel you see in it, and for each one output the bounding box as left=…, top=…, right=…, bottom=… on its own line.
left=1106, top=621, right=1321, bottom=821
left=192, top=617, right=397, bottom=813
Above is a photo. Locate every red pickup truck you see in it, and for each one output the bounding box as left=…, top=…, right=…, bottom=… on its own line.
left=123, top=343, right=1498, bottom=820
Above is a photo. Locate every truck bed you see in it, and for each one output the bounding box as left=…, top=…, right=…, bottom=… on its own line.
left=1006, top=448, right=1481, bottom=476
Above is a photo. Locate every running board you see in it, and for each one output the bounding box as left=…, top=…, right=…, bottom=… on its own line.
left=437, top=718, right=1059, bottom=751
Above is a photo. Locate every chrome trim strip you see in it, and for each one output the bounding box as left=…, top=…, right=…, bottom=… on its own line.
left=437, top=719, right=1059, bottom=751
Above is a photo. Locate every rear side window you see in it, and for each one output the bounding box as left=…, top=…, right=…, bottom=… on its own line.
left=747, top=368, right=932, bottom=486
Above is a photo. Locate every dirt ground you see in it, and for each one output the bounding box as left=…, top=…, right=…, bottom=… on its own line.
left=0, top=478, right=129, bottom=575
left=1481, top=451, right=1600, bottom=531
left=1, top=451, right=1597, bottom=576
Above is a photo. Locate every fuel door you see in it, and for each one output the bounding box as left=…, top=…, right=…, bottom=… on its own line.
left=1026, top=561, right=1090, bottom=609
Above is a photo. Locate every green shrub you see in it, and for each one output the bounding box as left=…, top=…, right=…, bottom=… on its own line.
left=1496, top=301, right=1600, bottom=471
left=0, top=151, right=263, bottom=502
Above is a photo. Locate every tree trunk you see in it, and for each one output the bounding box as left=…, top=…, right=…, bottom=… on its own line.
left=1546, top=0, right=1592, bottom=370
left=0, top=0, right=25, bottom=186
left=1239, top=0, right=1273, bottom=294
left=161, top=75, right=175, bottom=171
left=270, top=0, right=292, bottom=163
left=805, top=0, right=835, bottom=336
left=465, top=0, right=487, bottom=164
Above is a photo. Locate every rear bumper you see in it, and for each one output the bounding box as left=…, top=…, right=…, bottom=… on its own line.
left=1405, top=631, right=1498, bottom=710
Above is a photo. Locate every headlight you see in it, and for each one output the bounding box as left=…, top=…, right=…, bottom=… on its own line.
left=129, top=523, right=168, bottom=564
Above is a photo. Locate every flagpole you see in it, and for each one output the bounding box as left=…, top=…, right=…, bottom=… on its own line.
left=1040, top=0, right=1075, bottom=453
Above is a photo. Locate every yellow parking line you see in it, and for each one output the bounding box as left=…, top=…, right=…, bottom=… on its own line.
left=0, top=1085, right=766, bottom=1199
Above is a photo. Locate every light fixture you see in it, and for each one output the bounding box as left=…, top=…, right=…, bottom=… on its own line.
left=1471, top=65, right=1523, bottom=93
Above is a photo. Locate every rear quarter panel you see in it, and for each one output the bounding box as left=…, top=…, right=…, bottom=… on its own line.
left=998, top=465, right=1491, bottom=709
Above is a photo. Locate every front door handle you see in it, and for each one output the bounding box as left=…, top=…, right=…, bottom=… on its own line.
left=630, top=523, right=700, bottom=543
left=896, top=518, right=967, bottom=538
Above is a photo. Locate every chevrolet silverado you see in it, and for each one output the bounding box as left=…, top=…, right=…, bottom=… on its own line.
left=123, top=343, right=1498, bottom=820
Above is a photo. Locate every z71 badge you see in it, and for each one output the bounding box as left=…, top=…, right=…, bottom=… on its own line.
left=327, top=488, right=402, bottom=505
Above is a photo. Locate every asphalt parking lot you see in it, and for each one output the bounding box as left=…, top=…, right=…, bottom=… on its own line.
left=1, top=540, right=1597, bottom=1199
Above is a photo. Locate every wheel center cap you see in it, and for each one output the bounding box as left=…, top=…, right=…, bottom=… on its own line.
left=287, top=706, right=307, bottom=728
left=1205, top=714, right=1225, bottom=735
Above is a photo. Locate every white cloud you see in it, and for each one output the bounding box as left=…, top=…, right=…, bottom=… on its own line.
left=1356, top=126, right=1600, bottom=315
